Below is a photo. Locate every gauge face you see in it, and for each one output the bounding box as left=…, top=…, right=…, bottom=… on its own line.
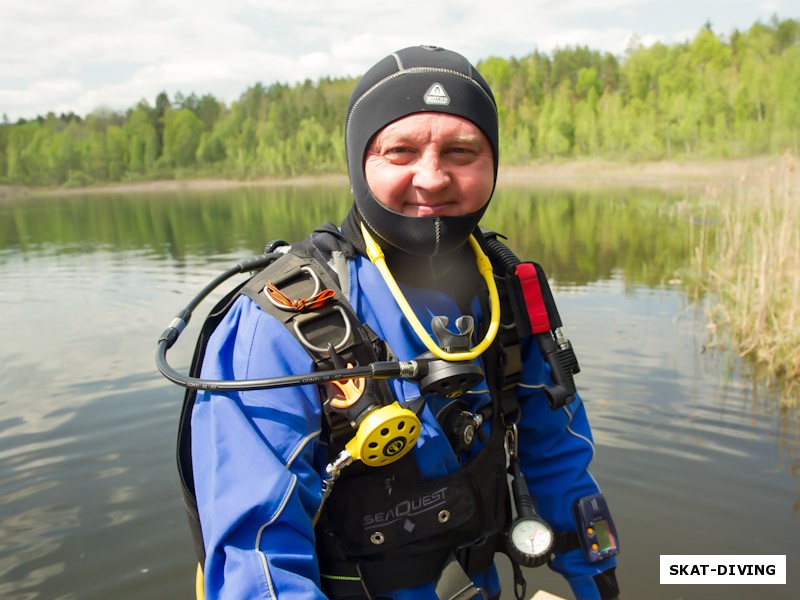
left=510, top=518, right=553, bottom=557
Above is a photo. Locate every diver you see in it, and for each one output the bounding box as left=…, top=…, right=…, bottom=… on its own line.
left=165, top=45, right=620, bottom=600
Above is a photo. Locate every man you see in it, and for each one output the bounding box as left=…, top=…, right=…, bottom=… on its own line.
left=189, top=45, right=619, bottom=599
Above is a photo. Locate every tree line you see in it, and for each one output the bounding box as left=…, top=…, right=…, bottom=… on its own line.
left=1, top=17, right=798, bottom=187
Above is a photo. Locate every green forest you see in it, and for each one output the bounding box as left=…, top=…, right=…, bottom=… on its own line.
left=1, top=17, right=798, bottom=187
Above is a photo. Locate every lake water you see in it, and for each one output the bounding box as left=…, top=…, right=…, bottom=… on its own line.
left=0, top=184, right=797, bottom=599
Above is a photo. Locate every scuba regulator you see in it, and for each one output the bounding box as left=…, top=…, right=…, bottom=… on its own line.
left=323, top=312, right=486, bottom=475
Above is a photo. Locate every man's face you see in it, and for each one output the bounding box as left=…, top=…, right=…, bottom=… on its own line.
left=364, top=113, right=494, bottom=217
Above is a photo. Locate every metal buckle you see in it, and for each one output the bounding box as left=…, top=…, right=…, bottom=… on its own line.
left=293, top=305, right=353, bottom=354
left=505, top=422, right=519, bottom=458
left=264, top=265, right=331, bottom=312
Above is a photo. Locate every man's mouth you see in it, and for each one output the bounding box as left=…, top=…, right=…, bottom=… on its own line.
left=403, top=202, right=454, bottom=217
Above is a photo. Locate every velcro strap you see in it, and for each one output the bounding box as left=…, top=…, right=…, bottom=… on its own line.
left=514, top=263, right=550, bottom=334
left=554, top=530, right=581, bottom=553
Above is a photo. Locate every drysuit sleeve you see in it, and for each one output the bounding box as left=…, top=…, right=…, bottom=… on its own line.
left=516, top=337, right=619, bottom=600
left=191, top=296, right=327, bottom=600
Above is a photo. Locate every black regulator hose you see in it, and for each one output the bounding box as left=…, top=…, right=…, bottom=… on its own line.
left=482, top=233, right=521, bottom=273
left=155, top=249, right=426, bottom=392
left=157, top=253, right=280, bottom=352
left=156, top=346, right=414, bottom=392
left=156, top=251, right=286, bottom=390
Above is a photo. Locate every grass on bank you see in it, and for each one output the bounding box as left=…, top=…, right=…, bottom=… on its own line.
left=689, top=151, right=800, bottom=404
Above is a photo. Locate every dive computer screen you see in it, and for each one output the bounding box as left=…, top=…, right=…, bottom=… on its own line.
left=594, top=519, right=613, bottom=550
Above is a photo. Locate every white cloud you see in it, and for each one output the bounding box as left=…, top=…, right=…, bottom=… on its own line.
left=758, top=2, right=781, bottom=15
left=0, top=0, right=787, bottom=121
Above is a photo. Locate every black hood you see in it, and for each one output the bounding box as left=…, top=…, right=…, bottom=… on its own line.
left=344, top=45, right=499, bottom=259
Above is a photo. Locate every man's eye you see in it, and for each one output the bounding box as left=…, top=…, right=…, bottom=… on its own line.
left=382, top=147, right=416, bottom=163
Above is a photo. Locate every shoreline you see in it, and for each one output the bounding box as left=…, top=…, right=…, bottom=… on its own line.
left=499, top=156, right=771, bottom=188
left=0, top=157, right=775, bottom=201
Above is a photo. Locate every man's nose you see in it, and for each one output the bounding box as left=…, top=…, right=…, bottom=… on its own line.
left=412, top=152, right=450, bottom=191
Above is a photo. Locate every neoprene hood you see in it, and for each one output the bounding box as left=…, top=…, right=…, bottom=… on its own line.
left=345, top=45, right=499, bottom=257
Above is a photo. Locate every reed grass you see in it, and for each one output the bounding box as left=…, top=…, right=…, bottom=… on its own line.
left=689, top=152, right=800, bottom=404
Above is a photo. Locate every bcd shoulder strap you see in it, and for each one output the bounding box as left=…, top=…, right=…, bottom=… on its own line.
left=479, top=227, right=581, bottom=410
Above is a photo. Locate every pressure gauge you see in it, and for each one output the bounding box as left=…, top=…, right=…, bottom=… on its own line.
left=507, top=515, right=554, bottom=568
left=505, top=430, right=554, bottom=569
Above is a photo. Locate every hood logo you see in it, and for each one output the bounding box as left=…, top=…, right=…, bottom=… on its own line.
left=424, top=83, right=450, bottom=106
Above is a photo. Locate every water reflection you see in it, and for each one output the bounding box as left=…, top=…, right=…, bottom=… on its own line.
left=0, top=185, right=797, bottom=600
left=0, top=376, right=190, bottom=600
left=538, top=277, right=798, bottom=600
left=0, top=464, right=78, bottom=598
left=0, top=187, right=353, bottom=259
left=487, top=187, right=696, bottom=287
left=1, top=185, right=694, bottom=287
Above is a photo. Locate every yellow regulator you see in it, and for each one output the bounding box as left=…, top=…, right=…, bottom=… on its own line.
left=344, top=402, right=420, bottom=467
left=313, top=379, right=422, bottom=525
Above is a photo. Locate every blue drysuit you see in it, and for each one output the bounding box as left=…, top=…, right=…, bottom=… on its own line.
left=192, top=251, right=616, bottom=599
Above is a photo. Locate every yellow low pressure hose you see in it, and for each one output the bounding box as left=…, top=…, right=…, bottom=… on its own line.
left=360, top=223, right=500, bottom=361
left=196, top=563, right=205, bottom=600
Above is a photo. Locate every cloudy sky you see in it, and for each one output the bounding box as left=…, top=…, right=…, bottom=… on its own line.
left=0, top=0, right=789, bottom=122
